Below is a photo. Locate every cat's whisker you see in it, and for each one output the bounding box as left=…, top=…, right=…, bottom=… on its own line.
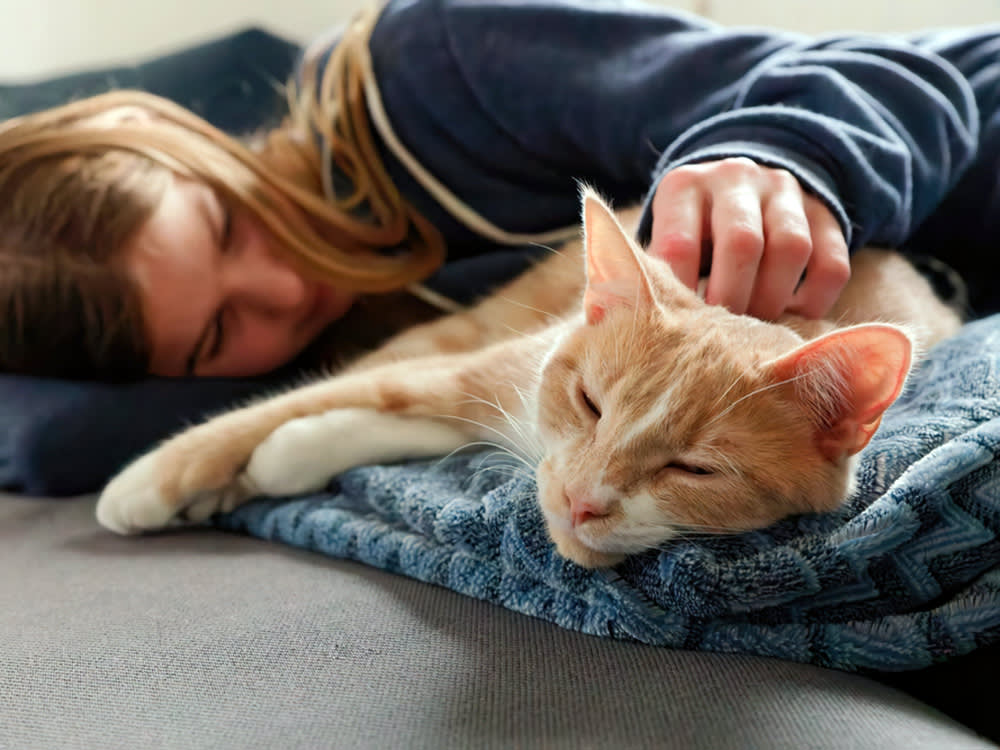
left=434, top=438, right=538, bottom=482
left=436, top=410, right=540, bottom=473
left=647, top=529, right=706, bottom=547
left=510, top=383, right=530, bottom=410
left=526, top=242, right=563, bottom=257
left=628, top=284, right=643, bottom=356
left=496, top=296, right=561, bottom=324
left=507, top=383, right=544, bottom=447
left=472, top=448, right=535, bottom=475
left=667, top=521, right=753, bottom=535
left=497, top=416, right=544, bottom=465
left=702, top=445, right=743, bottom=478
left=437, top=411, right=518, bottom=450
left=464, top=444, right=532, bottom=474
left=465, top=440, right=537, bottom=471
left=450, top=391, right=521, bottom=426
left=466, top=458, right=517, bottom=488
left=479, top=457, right=538, bottom=486
left=430, top=440, right=502, bottom=471
left=454, top=393, right=520, bottom=439
left=454, top=388, right=545, bottom=465
left=500, top=324, right=553, bottom=344
left=710, top=371, right=748, bottom=413
left=704, top=371, right=812, bottom=430
left=469, top=459, right=536, bottom=486
left=602, top=518, right=751, bottom=555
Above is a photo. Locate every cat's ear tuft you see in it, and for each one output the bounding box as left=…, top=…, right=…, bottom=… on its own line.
left=580, top=188, right=653, bottom=325
left=766, top=324, right=913, bottom=461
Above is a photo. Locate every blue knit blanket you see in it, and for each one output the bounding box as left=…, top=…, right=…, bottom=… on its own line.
left=216, top=314, right=1000, bottom=672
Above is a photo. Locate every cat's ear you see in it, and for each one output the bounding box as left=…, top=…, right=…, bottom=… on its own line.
left=581, top=189, right=654, bottom=325
left=766, top=324, right=913, bottom=461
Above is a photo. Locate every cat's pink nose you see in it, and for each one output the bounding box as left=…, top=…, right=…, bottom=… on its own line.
left=567, top=491, right=610, bottom=527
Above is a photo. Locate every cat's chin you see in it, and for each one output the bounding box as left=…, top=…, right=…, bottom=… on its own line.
left=551, top=531, right=626, bottom=569
left=537, top=467, right=627, bottom=568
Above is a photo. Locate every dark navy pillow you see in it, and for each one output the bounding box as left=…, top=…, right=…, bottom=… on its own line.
left=0, top=374, right=293, bottom=495
left=0, top=29, right=301, bottom=495
left=0, top=28, right=300, bottom=131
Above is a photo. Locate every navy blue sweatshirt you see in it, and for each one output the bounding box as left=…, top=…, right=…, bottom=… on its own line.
left=326, top=0, right=1000, bottom=310
left=899, top=28, right=1000, bottom=313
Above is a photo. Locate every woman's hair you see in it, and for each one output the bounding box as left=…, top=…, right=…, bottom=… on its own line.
left=0, top=4, right=445, bottom=380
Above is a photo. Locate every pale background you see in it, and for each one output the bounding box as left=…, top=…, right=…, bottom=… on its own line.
left=1, top=0, right=997, bottom=80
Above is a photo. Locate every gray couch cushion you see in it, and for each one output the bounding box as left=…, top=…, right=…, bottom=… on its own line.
left=1, top=493, right=992, bottom=750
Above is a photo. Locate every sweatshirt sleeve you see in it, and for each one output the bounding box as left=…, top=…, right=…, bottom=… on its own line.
left=362, top=0, right=978, bottom=251
left=636, top=36, right=980, bottom=249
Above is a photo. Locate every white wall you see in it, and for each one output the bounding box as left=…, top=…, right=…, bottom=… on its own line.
left=0, top=0, right=367, bottom=79
left=708, top=0, right=999, bottom=33
left=1, top=0, right=997, bottom=80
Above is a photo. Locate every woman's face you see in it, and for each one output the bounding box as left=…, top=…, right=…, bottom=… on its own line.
left=124, top=174, right=356, bottom=377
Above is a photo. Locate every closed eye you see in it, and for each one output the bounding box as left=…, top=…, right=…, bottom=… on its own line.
left=185, top=195, right=234, bottom=375
left=578, top=385, right=601, bottom=419
left=207, top=310, right=226, bottom=361
left=663, top=461, right=713, bottom=476
left=206, top=199, right=234, bottom=361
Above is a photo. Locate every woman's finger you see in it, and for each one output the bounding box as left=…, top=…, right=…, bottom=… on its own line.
left=703, top=182, right=764, bottom=315
left=788, top=198, right=851, bottom=319
left=746, top=188, right=813, bottom=320
left=648, top=176, right=706, bottom=291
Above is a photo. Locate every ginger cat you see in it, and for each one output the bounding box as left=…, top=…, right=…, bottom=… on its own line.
left=96, top=190, right=961, bottom=568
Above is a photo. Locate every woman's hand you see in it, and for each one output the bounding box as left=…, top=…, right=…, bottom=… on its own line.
left=648, top=157, right=850, bottom=320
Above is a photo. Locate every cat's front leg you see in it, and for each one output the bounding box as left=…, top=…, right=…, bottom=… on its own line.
left=97, top=333, right=539, bottom=534
left=97, top=368, right=388, bottom=533
left=96, top=405, right=283, bottom=534
left=244, top=408, right=470, bottom=496
left=96, top=361, right=489, bottom=533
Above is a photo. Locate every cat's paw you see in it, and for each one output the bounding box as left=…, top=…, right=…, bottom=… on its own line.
left=96, top=448, right=257, bottom=535
left=96, top=450, right=176, bottom=534
left=96, top=412, right=271, bottom=534
left=245, top=413, right=347, bottom=496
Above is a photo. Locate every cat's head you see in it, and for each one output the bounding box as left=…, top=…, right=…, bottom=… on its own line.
left=534, top=189, right=913, bottom=568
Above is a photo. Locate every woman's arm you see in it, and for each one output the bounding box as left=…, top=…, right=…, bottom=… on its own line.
left=897, top=27, right=1000, bottom=316
left=364, top=0, right=976, bottom=243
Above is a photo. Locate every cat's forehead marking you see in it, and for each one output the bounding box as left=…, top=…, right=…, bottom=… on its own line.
left=619, top=381, right=682, bottom=446
left=617, top=338, right=729, bottom=419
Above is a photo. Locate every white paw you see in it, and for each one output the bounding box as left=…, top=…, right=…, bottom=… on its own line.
left=95, top=451, right=177, bottom=535
left=245, top=413, right=347, bottom=496
left=96, top=450, right=257, bottom=535
left=177, top=478, right=258, bottom=522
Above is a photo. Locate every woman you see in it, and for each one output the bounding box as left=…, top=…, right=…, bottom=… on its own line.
left=1, top=0, right=993, bottom=382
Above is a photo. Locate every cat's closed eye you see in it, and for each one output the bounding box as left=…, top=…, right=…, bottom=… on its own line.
left=578, top=384, right=601, bottom=419
left=662, top=461, right=713, bottom=477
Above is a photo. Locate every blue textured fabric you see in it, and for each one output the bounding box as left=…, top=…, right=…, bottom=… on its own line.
left=216, top=314, right=1000, bottom=672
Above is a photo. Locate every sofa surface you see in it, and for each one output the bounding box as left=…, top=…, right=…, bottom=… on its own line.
left=2, top=493, right=995, bottom=750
